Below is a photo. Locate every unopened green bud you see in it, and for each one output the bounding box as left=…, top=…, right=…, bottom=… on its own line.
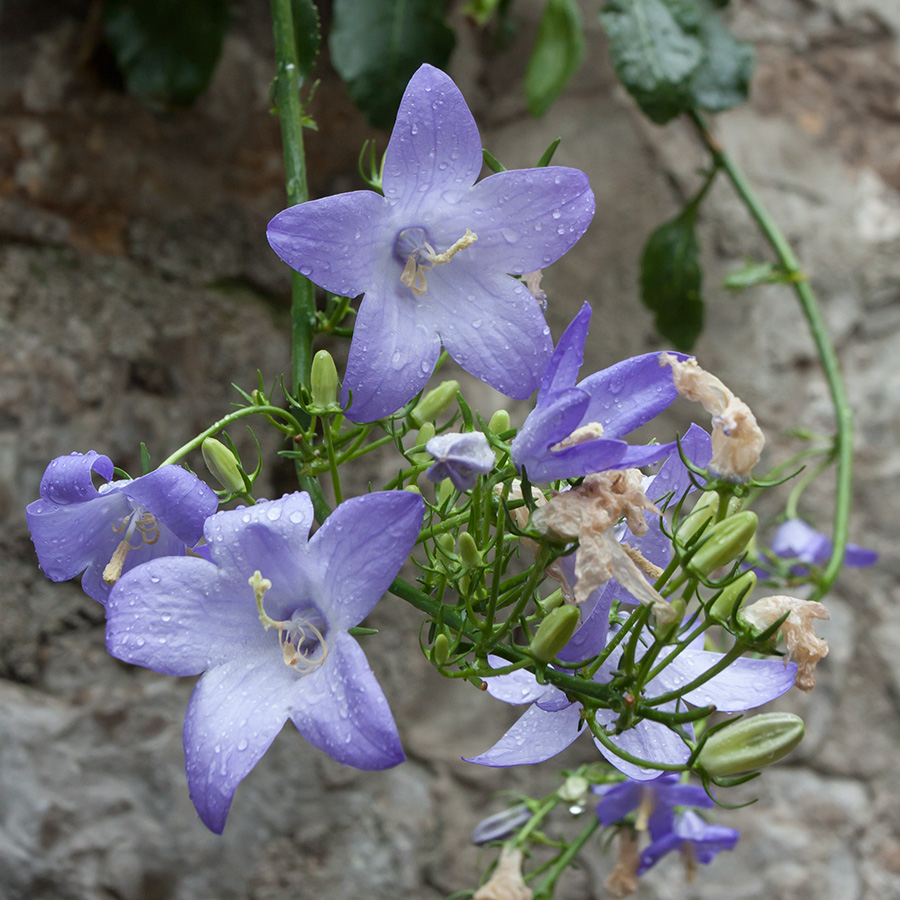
left=539, top=589, right=564, bottom=615
left=458, top=531, right=482, bottom=568
left=488, top=408, right=511, bottom=435
left=404, top=485, right=422, bottom=495
left=201, top=438, right=245, bottom=493
left=410, top=379, right=459, bottom=426
left=558, top=774, right=589, bottom=803
left=410, top=422, right=436, bottom=464
left=709, top=571, right=757, bottom=622
left=676, top=491, right=720, bottom=545
left=437, top=478, right=455, bottom=507
left=531, top=605, right=580, bottom=663
left=432, top=633, right=451, bottom=667
left=310, top=350, right=340, bottom=409
left=687, top=511, right=758, bottom=578
left=698, top=712, right=805, bottom=777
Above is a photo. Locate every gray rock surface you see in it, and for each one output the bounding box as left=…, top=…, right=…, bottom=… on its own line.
left=1, top=0, right=897, bottom=898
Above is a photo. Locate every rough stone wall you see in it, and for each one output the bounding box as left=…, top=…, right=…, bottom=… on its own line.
left=1, top=1, right=898, bottom=898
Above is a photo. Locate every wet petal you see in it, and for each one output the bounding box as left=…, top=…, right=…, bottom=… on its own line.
left=538, top=302, right=591, bottom=400
left=290, top=632, right=404, bottom=770
left=266, top=191, right=391, bottom=297
left=425, top=432, right=495, bottom=490
left=37, top=451, right=113, bottom=505
left=593, top=710, right=692, bottom=780
left=482, top=657, right=551, bottom=705
left=183, top=653, right=296, bottom=833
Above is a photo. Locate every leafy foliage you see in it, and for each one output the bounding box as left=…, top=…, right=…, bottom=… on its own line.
left=525, top=0, right=585, bottom=117
left=103, top=0, right=230, bottom=110
left=330, top=0, right=455, bottom=128
left=291, top=0, right=322, bottom=82
left=640, top=206, right=704, bottom=351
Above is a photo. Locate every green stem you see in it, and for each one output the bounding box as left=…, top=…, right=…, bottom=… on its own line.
left=689, top=111, right=853, bottom=601
left=270, top=0, right=316, bottom=391
left=532, top=818, right=601, bottom=900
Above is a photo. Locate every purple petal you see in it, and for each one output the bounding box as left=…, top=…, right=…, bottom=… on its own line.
left=639, top=811, right=739, bottom=873
left=37, top=451, right=113, bottom=505
left=845, top=543, right=878, bottom=567
left=313, top=491, right=424, bottom=630
left=539, top=303, right=591, bottom=399
left=106, top=556, right=268, bottom=675
left=511, top=387, right=590, bottom=478
left=121, top=465, right=218, bottom=545
left=183, top=653, right=296, bottom=833
left=578, top=352, right=687, bottom=438
left=557, top=584, right=612, bottom=662
left=645, top=423, right=712, bottom=504
left=341, top=282, right=441, bottom=422
left=382, top=65, right=484, bottom=212
left=425, top=432, right=494, bottom=490
left=483, top=657, right=552, bottom=705
left=26, top=491, right=129, bottom=582
left=266, top=191, right=390, bottom=297
left=593, top=711, right=692, bottom=781
left=426, top=263, right=552, bottom=400
left=290, top=631, right=404, bottom=770
left=670, top=649, right=797, bottom=712
left=464, top=701, right=583, bottom=767
left=594, top=780, right=643, bottom=825
left=771, top=519, right=828, bottom=563
left=444, top=167, right=595, bottom=274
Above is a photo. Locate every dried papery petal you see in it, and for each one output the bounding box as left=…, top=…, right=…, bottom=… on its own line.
left=605, top=830, right=640, bottom=898
left=659, top=354, right=765, bottom=481
left=741, top=595, right=830, bottom=691
left=474, top=846, right=533, bottom=900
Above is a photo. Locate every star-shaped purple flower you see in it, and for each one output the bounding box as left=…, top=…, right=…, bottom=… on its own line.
left=425, top=431, right=494, bottom=490
left=105, top=490, right=424, bottom=833
left=770, top=518, right=877, bottom=573
left=25, top=451, right=218, bottom=604
left=638, top=809, right=739, bottom=874
left=511, top=303, right=687, bottom=482
left=594, top=773, right=712, bottom=834
left=267, top=64, right=595, bottom=422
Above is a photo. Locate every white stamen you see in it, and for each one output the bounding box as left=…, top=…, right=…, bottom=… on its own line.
left=400, top=229, right=478, bottom=296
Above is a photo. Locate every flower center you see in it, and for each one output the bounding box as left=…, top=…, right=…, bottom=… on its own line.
left=102, top=507, right=160, bottom=585
left=249, top=570, right=329, bottom=674
left=394, top=226, right=478, bottom=296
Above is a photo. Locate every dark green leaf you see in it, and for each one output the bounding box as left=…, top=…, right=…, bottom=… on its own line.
left=640, top=208, right=704, bottom=350
left=686, top=1, right=754, bottom=111
left=599, top=0, right=703, bottom=124
left=103, top=0, right=230, bottom=110
left=139, top=442, right=151, bottom=475
left=525, top=0, right=585, bottom=117
left=536, top=137, right=561, bottom=167
left=291, top=0, right=321, bottom=82
left=329, top=0, right=455, bottom=129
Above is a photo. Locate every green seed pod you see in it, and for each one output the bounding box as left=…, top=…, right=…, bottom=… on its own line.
left=310, top=349, right=340, bottom=409
left=488, top=408, right=511, bottom=436
left=458, top=531, right=482, bottom=568
left=410, top=422, right=436, bottom=464
left=432, top=633, right=451, bottom=667
left=709, top=570, right=757, bottom=622
left=410, top=379, right=460, bottom=426
left=697, top=712, right=805, bottom=777
left=686, top=511, right=758, bottom=578
left=531, top=605, right=581, bottom=663
left=201, top=438, right=245, bottom=493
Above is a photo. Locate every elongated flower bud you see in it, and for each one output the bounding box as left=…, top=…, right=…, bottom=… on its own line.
left=686, top=511, right=758, bottom=578
left=310, top=349, right=339, bottom=409
left=458, top=531, right=482, bottom=568
left=698, top=712, right=805, bottom=777
left=488, top=408, right=511, bottom=435
left=201, top=438, right=245, bottom=493
left=676, top=490, right=720, bottom=545
left=432, top=633, right=451, bottom=667
left=530, top=605, right=580, bottom=663
left=709, top=570, right=756, bottom=622
left=410, top=422, right=436, bottom=464
left=410, top=379, right=459, bottom=426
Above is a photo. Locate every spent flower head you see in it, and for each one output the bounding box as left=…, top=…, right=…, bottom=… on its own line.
left=267, top=65, right=595, bottom=422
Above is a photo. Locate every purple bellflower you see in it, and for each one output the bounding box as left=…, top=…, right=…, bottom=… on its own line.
left=425, top=431, right=494, bottom=490
left=105, top=490, right=424, bottom=833
left=267, top=65, right=595, bottom=422
left=594, top=773, right=712, bottom=835
left=770, top=518, right=877, bottom=573
left=637, top=809, right=739, bottom=875
left=511, top=303, right=687, bottom=482
left=25, top=451, right=218, bottom=604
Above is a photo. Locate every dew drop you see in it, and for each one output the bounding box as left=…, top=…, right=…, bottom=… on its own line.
left=237, top=738, right=248, bottom=751
left=500, top=228, right=520, bottom=244
left=411, top=123, right=419, bottom=135
left=472, top=318, right=482, bottom=329
left=149, top=574, right=160, bottom=584
left=289, top=510, right=305, bottom=524
left=266, top=505, right=282, bottom=521
left=551, top=209, right=561, bottom=219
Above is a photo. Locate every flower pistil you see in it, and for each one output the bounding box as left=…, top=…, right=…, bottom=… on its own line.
left=102, top=509, right=160, bottom=585
left=398, top=227, right=478, bottom=296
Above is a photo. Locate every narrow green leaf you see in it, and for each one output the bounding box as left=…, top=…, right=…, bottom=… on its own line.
left=640, top=208, right=704, bottom=350
left=536, top=137, right=562, bottom=167
left=599, top=0, right=703, bottom=124
left=482, top=148, right=506, bottom=172
left=525, top=0, right=585, bottom=117
left=329, top=0, right=455, bottom=129
left=140, top=442, right=151, bottom=475
left=291, top=0, right=321, bottom=82
left=103, top=0, right=230, bottom=110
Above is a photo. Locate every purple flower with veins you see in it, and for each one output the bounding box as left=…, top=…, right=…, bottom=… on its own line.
left=511, top=303, right=688, bottom=482
left=105, top=490, right=424, bottom=833
left=770, top=518, right=877, bottom=573
left=465, top=627, right=797, bottom=780
left=267, top=64, right=595, bottom=422
left=594, top=773, right=712, bottom=835
left=637, top=809, right=739, bottom=875
left=425, top=431, right=494, bottom=490
left=25, top=451, right=218, bottom=604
